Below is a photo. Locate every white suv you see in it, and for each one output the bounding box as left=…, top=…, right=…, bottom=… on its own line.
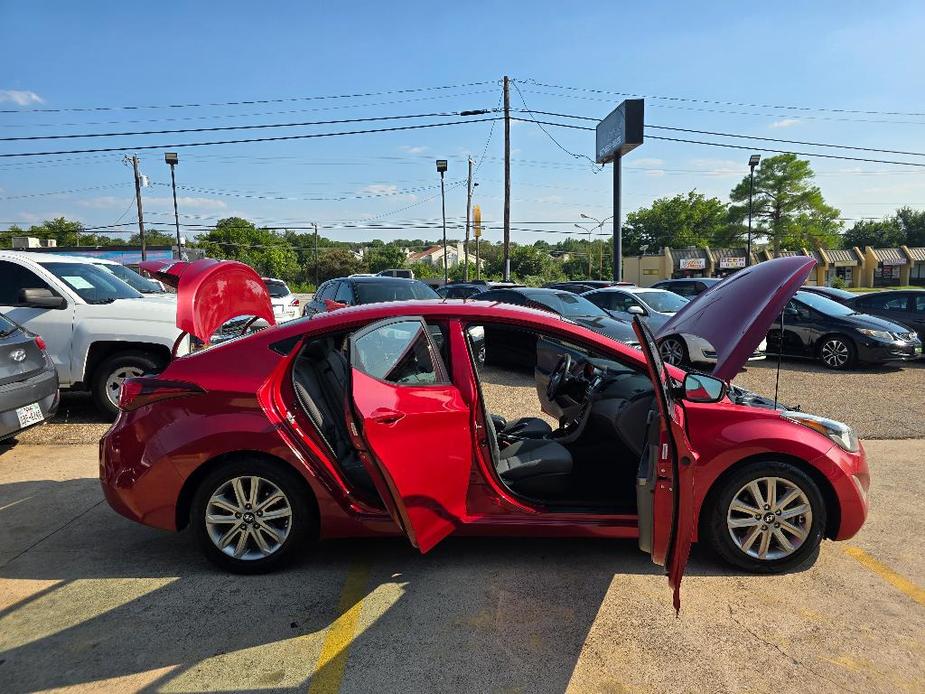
left=0, top=251, right=187, bottom=416
left=262, top=277, right=300, bottom=322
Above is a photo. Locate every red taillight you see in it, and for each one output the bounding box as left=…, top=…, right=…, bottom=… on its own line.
left=34, top=336, right=47, bottom=351
left=291, top=298, right=300, bottom=306
left=118, top=377, right=204, bottom=411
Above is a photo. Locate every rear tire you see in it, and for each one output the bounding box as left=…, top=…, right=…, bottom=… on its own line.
left=818, top=335, right=856, bottom=370
left=658, top=335, right=689, bottom=366
left=91, top=350, right=163, bottom=418
left=191, top=457, right=315, bottom=574
left=704, top=461, right=826, bottom=574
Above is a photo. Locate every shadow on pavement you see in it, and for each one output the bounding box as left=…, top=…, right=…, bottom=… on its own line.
left=0, top=476, right=750, bottom=693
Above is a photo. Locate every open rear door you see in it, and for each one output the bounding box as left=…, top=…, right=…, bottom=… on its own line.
left=347, top=317, right=472, bottom=553
left=633, top=316, right=697, bottom=612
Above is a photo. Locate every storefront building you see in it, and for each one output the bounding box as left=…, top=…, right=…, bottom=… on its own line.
left=864, top=247, right=910, bottom=287
left=820, top=248, right=864, bottom=288
left=905, top=246, right=925, bottom=286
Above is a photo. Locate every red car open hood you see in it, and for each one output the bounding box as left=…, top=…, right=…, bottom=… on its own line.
left=138, top=258, right=275, bottom=343
left=654, top=256, right=816, bottom=381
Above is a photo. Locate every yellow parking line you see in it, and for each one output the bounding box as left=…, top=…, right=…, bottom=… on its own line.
left=843, top=546, right=925, bottom=607
left=308, top=561, right=370, bottom=694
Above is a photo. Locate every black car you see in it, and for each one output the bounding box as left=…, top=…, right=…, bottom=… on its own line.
left=767, top=290, right=922, bottom=369
left=474, top=287, right=637, bottom=367
left=798, top=285, right=855, bottom=304
left=0, top=312, right=58, bottom=443
left=436, top=281, right=524, bottom=299
left=303, top=276, right=438, bottom=317
left=543, top=280, right=630, bottom=294
left=650, top=277, right=722, bottom=298
left=845, top=290, right=925, bottom=344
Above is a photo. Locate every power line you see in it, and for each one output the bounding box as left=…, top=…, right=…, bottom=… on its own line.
left=520, top=79, right=925, bottom=119
left=0, top=110, right=493, bottom=143
left=0, top=117, right=501, bottom=158
left=0, top=80, right=496, bottom=115
left=509, top=117, right=925, bottom=168
left=0, top=182, right=127, bottom=200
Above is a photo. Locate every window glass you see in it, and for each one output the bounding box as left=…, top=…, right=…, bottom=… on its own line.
left=0, top=313, right=20, bottom=336
left=883, top=296, right=909, bottom=310
left=334, top=282, right=353, bottom=304
left=915, top=294, right=925, bottom=312
left=0, top=262, right=55, bottom=305
left=672, top=282, right=696, bottom=297
left=794, top=290, right=854, bottom=317
left=39, top=262, right=142, bottom=303
left=317, top=282, right=337, bottom=301
left=635, top=291, right=688, bottom=313
left=264, top=280, right=291, bottom=298
left=352, top=319, right=447, bottom=385
left=95, top=262, right=164, bottom=294
left=525, top=290, right=608, bottom=319
left=354, top=280, right=438, bottom=303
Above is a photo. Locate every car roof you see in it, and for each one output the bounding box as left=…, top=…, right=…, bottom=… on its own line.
left=0, top=250, right=101, bottom=264
left=587, top=285, right=672, bottom=295
left=346, top=275, right=420, bottom=284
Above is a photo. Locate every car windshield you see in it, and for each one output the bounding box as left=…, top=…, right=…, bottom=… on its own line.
left=634, top=290, right=689, bottom=313
left=40, top=262, right=143, bottom=303
left=264, top=280, right=290, bottom=298
left=528, top=291, right=608, bottom=319
left=795, top=290, right=856, bottom=316
left=355, top=280, right=438, bottom=303
left=815, top=286, right=854, bottom=300
left=0, top=313, right=19, bottom=337
left=95, top=262, right=165, bottom=294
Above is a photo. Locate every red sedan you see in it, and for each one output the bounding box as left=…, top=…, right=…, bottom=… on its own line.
left=102, top=257, right=869, bottom=608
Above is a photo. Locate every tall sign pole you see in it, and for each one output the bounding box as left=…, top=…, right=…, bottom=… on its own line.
left=595, top=99, right=644, bottom=282
left=473, top=205, right=482, bottom=280
left=436, top=159, right=448, bottom=285
left=502, top=75, right=511, bottom=281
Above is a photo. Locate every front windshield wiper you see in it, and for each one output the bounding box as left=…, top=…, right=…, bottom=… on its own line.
left=86, top=298, right=118, bottom=304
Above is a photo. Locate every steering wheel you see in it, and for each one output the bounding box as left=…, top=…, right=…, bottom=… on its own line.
left=546, top=353, right=573, bottom=401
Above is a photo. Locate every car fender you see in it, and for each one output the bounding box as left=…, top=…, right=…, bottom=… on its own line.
left=683, top=401, right=859, bottom=538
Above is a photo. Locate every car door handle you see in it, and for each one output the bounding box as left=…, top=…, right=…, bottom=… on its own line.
left=370, top=408, right=405, bottom=425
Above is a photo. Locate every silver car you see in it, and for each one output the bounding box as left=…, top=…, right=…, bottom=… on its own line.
left=0, top=312, right=58, bottom=442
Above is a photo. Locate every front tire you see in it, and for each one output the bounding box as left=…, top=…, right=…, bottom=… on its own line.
left=818, top=335, right=856, bottom=370
left=91, top=350, right=163, bottom=418
left=191, top=458, right=315, bottom=574
left=704, top=461, right=826, bottom=573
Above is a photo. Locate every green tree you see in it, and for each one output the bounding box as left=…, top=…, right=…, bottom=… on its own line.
left=315, top=247, right=365, bottom=283
left=623, top=191, right=733, bottom=254
left=509, top=245, right=563, bottom=282
left=128, top=229, right=177, bottom=246
left=729, top=154, right=841, bottom=251
left=197, top=217, right=299, bottom=279
left=365, top=244, right=406, bottom=273
left=842, top=218, right=904, bottom=249
left=897, top=207, right=925, bottom=247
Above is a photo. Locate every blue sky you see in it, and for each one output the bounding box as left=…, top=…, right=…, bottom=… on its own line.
left=2, top=1, right=925, bottom=246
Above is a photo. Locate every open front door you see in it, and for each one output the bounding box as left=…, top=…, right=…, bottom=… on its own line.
left=348, top=317, right=472, bottom=553
left=633, top=316, right=697, bottom=612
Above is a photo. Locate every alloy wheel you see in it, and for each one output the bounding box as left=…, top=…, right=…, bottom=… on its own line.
left=820, top=339, right=849, bottom=368
left=104, top=366, right=144, bottom=409
left=205, top=476, right=292, bottom=560
left=659, top=338, right=685, bottom=365
left=726, top=476, right=812, bottom=560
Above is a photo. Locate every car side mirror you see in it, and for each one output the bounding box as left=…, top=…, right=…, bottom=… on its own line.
left=682, top=373, right=726, bottom=403
left=627, top=305, right=645, bottom=315
left=19, top=288, right=66, bottom=310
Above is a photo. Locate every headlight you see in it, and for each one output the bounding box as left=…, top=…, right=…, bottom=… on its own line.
left=857, top=328, right=893, bottom=341
left=782, top=411, right=859, bottom=452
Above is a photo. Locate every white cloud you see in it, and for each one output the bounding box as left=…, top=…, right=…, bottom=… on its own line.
left=359, top=184, right=399, bottom=196
left=0, top=89, right=44, bottom=106
left=78, top=195, right=226, bottom=211
left=770, top=118, right=800, bottom=129
left=632, top=157, right=664, bottom=169
left=400, top=145, right=428, bottom=155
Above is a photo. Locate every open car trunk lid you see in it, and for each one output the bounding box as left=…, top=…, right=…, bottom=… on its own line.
left=138, top=258, right=276, bottom=343
left=654, top=257, right=816, bottom=381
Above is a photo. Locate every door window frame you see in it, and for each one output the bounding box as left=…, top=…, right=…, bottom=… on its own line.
left=349, top=316, right=451, bottom=387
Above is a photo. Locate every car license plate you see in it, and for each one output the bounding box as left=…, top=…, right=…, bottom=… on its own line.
left=16, top=402, right=43, bottom=428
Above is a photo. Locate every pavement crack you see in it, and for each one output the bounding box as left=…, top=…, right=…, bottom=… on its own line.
left=0, top=499, right=104, bottom=569
left=726, top=605, right=862, bottom=694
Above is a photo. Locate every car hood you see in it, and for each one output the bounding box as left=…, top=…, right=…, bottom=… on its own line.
left=573, top=315, right=638, bottom=344
left=654, top=256, right=816, bottom=380
left=138, top=258, right=275, bottom=342
left=839, top=311, right=916, bottom=334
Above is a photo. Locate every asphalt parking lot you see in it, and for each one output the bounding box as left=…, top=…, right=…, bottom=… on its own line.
left=2, top=359, right=924, bottom=692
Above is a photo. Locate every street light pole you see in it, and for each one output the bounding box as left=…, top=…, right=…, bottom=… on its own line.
left=579, top=213, right=614, bottom=281
left=747, top=154, right=761, bottom=266
left=165, top=152, right=181, bottom=259
left=574, top=223, right=595, bottom=279
left=436, top=159, right=448, bottom=285
left=313, top=223, right=319, bottom=288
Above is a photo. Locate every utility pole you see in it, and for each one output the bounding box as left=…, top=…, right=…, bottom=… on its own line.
left=126, top=154, right=147, bottom=261
left=313, top=223, right=319, bottom=288
left=612, top=155, right=621, bottom=282
left=436, top=159, right=448, bottom=285
left=464, top=157, right=473, bottom=282
left=474, top=204, right=482, bottom=281
left=503, top=75, right=511, bottom=281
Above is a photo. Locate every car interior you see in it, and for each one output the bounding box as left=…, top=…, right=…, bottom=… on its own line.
left=288, top=319, right=655, bottom=515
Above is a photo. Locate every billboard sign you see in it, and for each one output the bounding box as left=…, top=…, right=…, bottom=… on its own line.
left=719, top=256, right=746, bottom=269
left=595, top=99, right=644, bottom=164
left=679, top=258, right=706, bottom=270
